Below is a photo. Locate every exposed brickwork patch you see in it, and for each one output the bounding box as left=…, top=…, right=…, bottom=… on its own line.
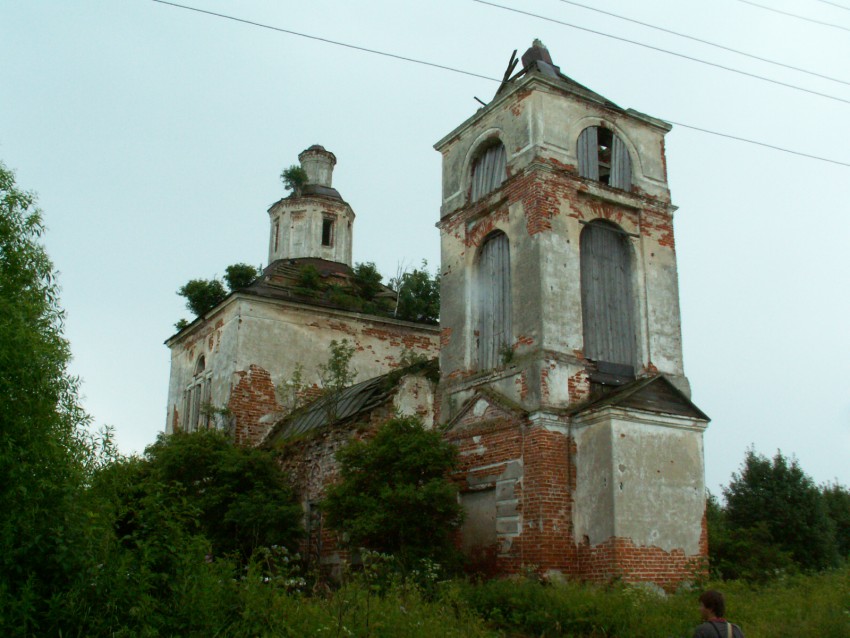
left=229, top=365, right=281, bottom=447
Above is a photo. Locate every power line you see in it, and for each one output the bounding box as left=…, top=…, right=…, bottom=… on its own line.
left=149, top=1, right=850, bottom=169
left=735, top=0, right=850, bottom=32
left=474, top=0, right=850, bottom=107
left=663, top=119, right=850, bottom=167
left=555, top=0, right=850, bottom=87
left=810, top=0, right=850, bottom=11
left=150, top=0, right=500, bottom=83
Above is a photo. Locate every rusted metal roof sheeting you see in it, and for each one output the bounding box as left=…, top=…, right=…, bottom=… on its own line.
left=276, top=375, right=391, bottom=440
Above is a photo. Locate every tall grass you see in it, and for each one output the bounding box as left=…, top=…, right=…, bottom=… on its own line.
left=461, top=565, right=850, bottom=638
left=52, top=560, right=850, bottom=636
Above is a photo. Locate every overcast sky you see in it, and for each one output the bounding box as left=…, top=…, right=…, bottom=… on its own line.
left=2, top=0, right=849, bottom=494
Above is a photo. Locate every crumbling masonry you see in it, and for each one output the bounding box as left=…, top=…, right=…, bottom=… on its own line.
left=164, top=41, right=709, bottom=587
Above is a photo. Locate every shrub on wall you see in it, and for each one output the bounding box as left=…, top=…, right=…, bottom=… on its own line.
left=323, top=416, right=462, bottom=569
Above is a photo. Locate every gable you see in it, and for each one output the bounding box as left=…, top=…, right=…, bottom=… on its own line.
left=444, top=388, right=528, bottom=434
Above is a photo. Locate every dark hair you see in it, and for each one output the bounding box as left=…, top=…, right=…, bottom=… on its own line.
left=699, top=590, right=726, bottom=617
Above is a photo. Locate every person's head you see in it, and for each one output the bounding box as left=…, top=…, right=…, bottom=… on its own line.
left=698, top=590, right=726, bottom=620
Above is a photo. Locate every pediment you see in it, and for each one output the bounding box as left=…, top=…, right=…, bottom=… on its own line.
left=444, top=388, right=528, bottom=433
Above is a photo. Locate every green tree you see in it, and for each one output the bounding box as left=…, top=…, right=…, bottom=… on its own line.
left=724, top=449, right=838, bottom=572
left=178, top=277, right=227, bottom=316
left=323, top=416, right=462, bottom=567
left=353, top=262, right=383, bottom=301
left=318, top=339, right=357, bottom=394
left=0, top=161, right=96, bottom=633
left=281, top=165, right=308, bottom=194
left=224, top=262, right=260, bottom=291
left=392, top=261, right=440, bottom=324
left=822, top=482, right=850, bottom=559
left=115, top=430, right=303, bottom=562
left=66, top=456, right=237, bottom=636
left=318, top=339, right=357, bottom=422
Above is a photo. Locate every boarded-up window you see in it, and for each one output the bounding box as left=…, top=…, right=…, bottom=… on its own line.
left=580, top=221, right=636, bottom=369
left=471, top=142, right=507, bottom=201
left=460, top=489, right=497, bottom=553
left=184, top=356, right=209, bottom=432
left=191, top=384, right=201, bottom=432
left=577, top=126, right=632, bottom=191
left=202, top=377, right=212, bottom=429
left=478, top=232, right=511, bottom=369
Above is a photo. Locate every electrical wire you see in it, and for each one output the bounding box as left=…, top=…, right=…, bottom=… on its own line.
left=150, top=0, right=850, bottom=169
left=150, top=0, right=500, bottom=83
left=474, top=0, right=850, bottom=107
left=810, top=0, right=850, bottom=11
left=554, top=0, right=850, bottom=87
left=735, top=0, right=850, bottom=32
left=662, top=119, right=850, bottom=167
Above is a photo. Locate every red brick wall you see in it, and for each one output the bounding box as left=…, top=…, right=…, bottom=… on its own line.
left=577, top=536, right=705, bottom=588
left=447, top=406, right=703, bottom=586
left=229, top=365, right=281, bottom=447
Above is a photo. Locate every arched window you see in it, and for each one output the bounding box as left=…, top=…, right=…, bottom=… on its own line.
left=577, top=126, right=632, bottom=191
left=580, top=220, right=636, bottom=371
left=477, top=231, right=511, bottom=369
left=470, top=142, right=507, bottom=201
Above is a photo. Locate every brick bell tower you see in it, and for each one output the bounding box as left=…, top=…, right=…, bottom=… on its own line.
left=437, top=41, right=709, bottom=585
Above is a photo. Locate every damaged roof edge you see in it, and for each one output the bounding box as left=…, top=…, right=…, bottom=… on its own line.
left=435, top=43, right=670, bottom=151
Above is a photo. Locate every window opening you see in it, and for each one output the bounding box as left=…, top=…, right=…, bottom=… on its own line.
left=577, top=126, right=632, bottom=191
left=477, top=232, right=511, bottom=370
left=321, top=217, right=334, bottom=247
left=471, top=142, right=507, bottom=201
left=274, top=219, right=280, bottom=252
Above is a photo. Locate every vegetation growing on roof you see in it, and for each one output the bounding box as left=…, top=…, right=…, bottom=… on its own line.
left=174, top=262, right=261, bottom=328
left=224, top=262, right=261, bottom=291
left=175, top=259, right=440, bottom=330
left=391, top=260, right=440, bottom=324
left=280, top=164, right=308, bottom=195
left=177, top=278, right=227, bottom=317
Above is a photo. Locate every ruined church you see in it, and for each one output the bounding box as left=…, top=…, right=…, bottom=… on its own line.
left=165, top=41, right=709, bottom=586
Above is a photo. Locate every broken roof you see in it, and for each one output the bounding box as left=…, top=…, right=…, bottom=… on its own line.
left=495, top=39, right=623, bottom=111
left=263, top=359, right=438, bottom=445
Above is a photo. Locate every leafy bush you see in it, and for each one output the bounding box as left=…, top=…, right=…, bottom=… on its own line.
left=323, top=416, right=462, bottom=569
left=280, top=164, right=308, bottom=194
left=297, top=263, right=322, bottom=291
left=822, top=482, right=850, bottom=559
left=353, top=261, right=383, bottom=300
left=391, top=260, right=440, bottom=324
left=724, top=449, right=839, bottom=572
left=224, top=262, right=260, bottom=291
left=116, top=430, right=303, bottom=562
left=0, top=161, right=103, bottom=635
left=177, top=278, right=227, bottom=316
